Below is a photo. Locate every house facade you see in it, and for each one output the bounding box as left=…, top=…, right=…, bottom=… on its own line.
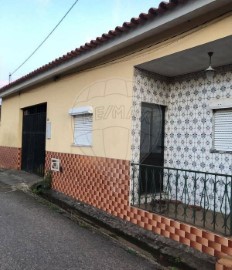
left=1, top=0, right=232, bottom=264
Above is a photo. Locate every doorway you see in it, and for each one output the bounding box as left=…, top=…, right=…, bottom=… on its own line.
left=140, top=103, right=165, bottom=193
left=21, top=103, right=47, bottom=176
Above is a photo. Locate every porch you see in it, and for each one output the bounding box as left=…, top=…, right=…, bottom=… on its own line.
left=130, top=34, right=232, bottom=238
left=131, top=163, right=232, bottom=236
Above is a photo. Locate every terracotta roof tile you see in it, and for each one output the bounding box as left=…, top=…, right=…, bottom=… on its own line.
left=0, top=0, right=187, bottom=93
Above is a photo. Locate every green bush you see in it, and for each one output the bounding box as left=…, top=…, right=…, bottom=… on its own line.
left=32, top=170, right=52, bottom=194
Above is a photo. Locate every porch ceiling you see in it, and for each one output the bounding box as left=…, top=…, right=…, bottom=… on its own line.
left=137, top=35, right=232, bottom=77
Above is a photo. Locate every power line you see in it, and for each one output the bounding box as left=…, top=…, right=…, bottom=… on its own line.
left=9, top=0, right=79, bottom=82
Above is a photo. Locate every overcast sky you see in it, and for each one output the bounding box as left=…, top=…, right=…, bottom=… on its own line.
left=0, top=0, right=161, bottom=87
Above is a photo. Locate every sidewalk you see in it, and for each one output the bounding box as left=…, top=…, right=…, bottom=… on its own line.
left=0, top=169, right=216, bottom=270
left=0, top=168, right=42, bottom=190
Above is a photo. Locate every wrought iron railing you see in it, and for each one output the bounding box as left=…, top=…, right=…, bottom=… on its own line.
left=131, top=163, right=232, bottom=236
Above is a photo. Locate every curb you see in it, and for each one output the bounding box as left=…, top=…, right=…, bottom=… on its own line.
left=38, top=189, right=216, bottom=270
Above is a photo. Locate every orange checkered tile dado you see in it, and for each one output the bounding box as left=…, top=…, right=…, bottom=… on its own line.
left=0, top=146, right=21, bottom=170
left=46, top=152, right=130, bottom=215
left=216, top=256, right=232, bottom=270
left=45, top=151, right=232, bottom=263
left=128, top=206, right=232, bottom=261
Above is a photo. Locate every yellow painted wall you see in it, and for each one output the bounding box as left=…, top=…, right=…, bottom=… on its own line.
left=1, top=12, right=232, bottom=161
left=0, top=96, right=22, bottom=147
left=0, top=66, right=134, bottom=161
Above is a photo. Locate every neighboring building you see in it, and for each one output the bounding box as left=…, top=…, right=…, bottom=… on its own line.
left=1, top=0, right=232, bottom=263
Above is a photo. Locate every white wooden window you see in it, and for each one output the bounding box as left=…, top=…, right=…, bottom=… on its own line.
left=213, top=109, right=232, bottom=152
left=74, top=114, right=93, bottom=146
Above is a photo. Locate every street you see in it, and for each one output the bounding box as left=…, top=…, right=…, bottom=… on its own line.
left=0, top=181, right=160, bottom=270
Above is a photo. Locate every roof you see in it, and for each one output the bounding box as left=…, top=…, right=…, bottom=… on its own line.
left=0, top=0, right=187, bottom=93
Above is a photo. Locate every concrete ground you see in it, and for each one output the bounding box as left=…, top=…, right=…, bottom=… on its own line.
left=0, top=169, right=164, bottom=270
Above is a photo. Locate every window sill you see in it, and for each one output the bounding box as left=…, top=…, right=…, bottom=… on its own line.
left=71, top=144, right=92, bottom=148
left=210, top=149, right=232, bottom=154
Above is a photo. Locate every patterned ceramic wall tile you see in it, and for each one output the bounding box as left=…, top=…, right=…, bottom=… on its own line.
left=132, top=68, right=232, bottom=174
left=131, top=68, right=232, bottom=211
left=131, top=69, right=169, bottom=164
left=46, top=152, right=130, bottom=216
left=0, top=146, right=21, bottom=170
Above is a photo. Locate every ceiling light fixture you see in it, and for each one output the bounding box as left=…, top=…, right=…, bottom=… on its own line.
left=205, top=52, right=215, bottom=81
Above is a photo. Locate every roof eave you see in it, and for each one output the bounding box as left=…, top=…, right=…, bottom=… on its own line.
left=0, top=0, right=230, bottom=98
